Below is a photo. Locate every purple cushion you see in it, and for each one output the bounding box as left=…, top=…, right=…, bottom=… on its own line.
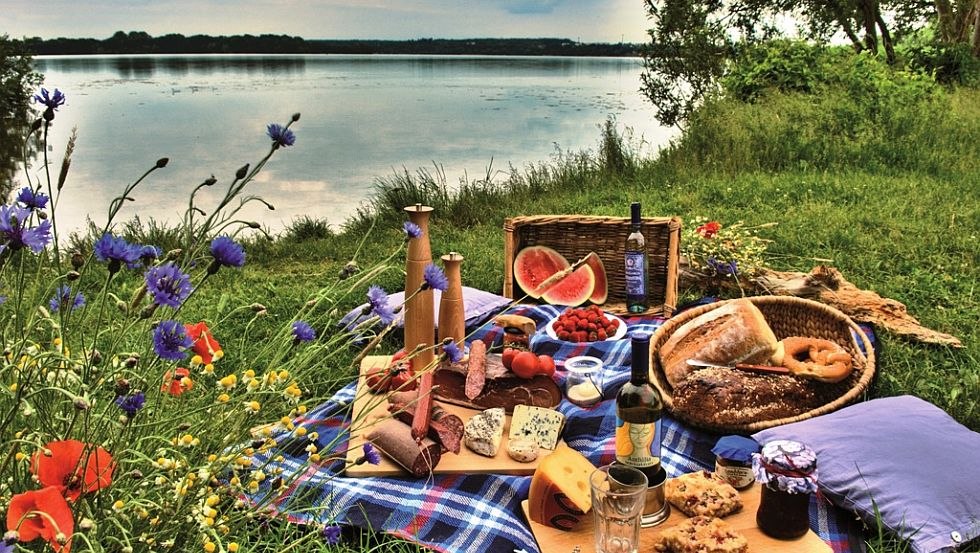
left=341, top=286, right=511, bottom=331
left=753, top=396, right=980, bottom=553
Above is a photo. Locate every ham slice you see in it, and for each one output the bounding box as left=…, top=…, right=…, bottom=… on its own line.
left=434, top=354, right=561, bottom=414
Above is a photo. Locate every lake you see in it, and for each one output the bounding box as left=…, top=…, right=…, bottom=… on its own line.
left=25, top=54, right=673, bottom=236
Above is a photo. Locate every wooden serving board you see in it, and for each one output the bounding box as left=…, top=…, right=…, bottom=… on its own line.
left=521, top=483, right=831, bottom=553
left=346, top=355, right=552, bottom=477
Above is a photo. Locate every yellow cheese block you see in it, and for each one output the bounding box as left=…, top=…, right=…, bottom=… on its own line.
left=527, top=442, right=596, bottom=531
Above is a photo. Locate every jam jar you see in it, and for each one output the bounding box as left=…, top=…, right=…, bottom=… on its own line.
left=712, top=435, right=760, bottom=490
left=753, top=440, right=819, bottom=540
left=564, top=356, right=604, bottom=407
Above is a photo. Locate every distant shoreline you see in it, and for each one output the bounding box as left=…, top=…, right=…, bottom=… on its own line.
left=22, top=32, right=643, bottom=57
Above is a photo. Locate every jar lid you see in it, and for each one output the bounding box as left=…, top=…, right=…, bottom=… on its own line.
left=564, top=356, right=603, bottom=374
left=752, top=440, right=819, bottom=494
left=711, top=435, right=760, bottom=464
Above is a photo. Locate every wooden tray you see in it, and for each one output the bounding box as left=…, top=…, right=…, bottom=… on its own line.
left=346, top=355, right=553, bottom=477
left=520, top=483, right=831, bottom=553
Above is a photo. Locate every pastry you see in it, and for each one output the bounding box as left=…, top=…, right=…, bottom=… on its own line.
left=659, top=299, right=779, bottom=388
left=664, top=470, right=742, bottom=518
left=654, top=515, right=748, bottom=553
left=777, top=336, right=854, bottom=383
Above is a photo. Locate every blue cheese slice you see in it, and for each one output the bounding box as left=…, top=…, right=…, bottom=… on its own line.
left=509, top=405, right=565, bottom=450
left=464, top=407, right=505, bottom=457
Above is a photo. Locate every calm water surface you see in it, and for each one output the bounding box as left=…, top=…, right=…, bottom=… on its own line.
left=27, top=54, right=672, bottom=235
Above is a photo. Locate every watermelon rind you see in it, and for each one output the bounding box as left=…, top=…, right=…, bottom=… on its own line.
left=514, top=246, right=570, bottom=299
left=542, top=265, right=596, bottom=307
left=583, top=251, right=608, bottom=305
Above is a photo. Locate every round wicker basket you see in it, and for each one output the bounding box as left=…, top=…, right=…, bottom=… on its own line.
left=649, top=296, right=876, bottom=434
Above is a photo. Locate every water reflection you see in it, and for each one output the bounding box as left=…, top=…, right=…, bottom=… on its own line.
left=37, top=55, right=310, bottom=78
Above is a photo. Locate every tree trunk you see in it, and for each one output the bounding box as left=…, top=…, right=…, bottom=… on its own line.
left=935, top=0, right=956, bottom=42
left=875, top=9, right=897, bottom=64
left=829, top=0, right=866, bottom=53
left=860, top=0, right=879, bottom=53
left=972, top=0, right=980, bottom=55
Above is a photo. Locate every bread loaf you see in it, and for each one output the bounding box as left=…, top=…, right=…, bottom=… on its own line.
left=658, top=299, right=779, bottom=388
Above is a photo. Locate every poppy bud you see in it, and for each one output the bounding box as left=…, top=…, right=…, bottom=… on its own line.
left=115, top=378, right=131, bottom=395
left=124, top=356, right=139, bottom=368
left=37, top=211, right=47, bottom=220
left=165, top=248, right=182, bottom=260
left=156, top=157, right=169, bottom=168
left=79, top=518, right=96, bottom=531
left=291, top=112, right=301, bottom=122
left=90, top=349, right=103, bottom=365
left=236, top=164, right=249, bottom=180
left=71, top=250, right=85, bottom=269
left=30, top=118, right=42, bottom=132
left=66, top=270, right=81, bottom=281
left=204, top=175, right=217, bottom=186
left=178, top=422, right=192, bottom=431
left=128, top=469, right=144, bottom=479
left=250, top=303, right=267, bottom=312
left=73, top=396, right=91, bottom=410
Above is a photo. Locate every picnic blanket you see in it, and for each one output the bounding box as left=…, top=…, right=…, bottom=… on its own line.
left=247, top=301, right=873, bottom=553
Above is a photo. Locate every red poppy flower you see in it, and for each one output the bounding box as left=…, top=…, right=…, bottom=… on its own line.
left=162, top=367, right=193, bottom=396
left=696, top=221, right=721, bottom=238
left=30, top=440, right=115, bottom=502
left=184, top=322, right=222, bottom=364
left=6, top=486, right=74, bottom=552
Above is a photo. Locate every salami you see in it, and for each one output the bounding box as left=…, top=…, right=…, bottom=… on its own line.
left=411, top=370, right=435, bottom=443
left=388, top=400, right=464, bottom=454
left=365, top=419, right=441, bottom=477
left=464, top=339, right=488, bottom=400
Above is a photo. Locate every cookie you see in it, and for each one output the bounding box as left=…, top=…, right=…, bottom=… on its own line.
left=664, top=470, right=742, bottom=518
left=654, top=515, right=748, bottom=553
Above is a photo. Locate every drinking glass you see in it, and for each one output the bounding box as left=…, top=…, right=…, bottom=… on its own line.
left=590, top=464, right=648, bottom=553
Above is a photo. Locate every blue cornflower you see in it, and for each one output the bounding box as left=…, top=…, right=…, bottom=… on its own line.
left=145, top=263, right=193, bottom=308
left=422, top=263, right=448, bottom=292
left=267, top=123, right=296, bottom=148
left=292, top=321, right=316, bottom=343
left=208, top=235, right=245, bottom=274
left=48, top=284, right=86, bottom=313
left=94, top=234, right=140, bottom=273
left=322, top=524, right=342, bottom=545
left=403, top=221, right=422, bottom=240
left=114, top=392, right=146, bottom=417
left=16, top=187, right=49, bottom=211
left=33, top=87, right=66, bottom=110
left=707, top=256, right=738, bottom=276
left=0, top=204, right=52, bottom=253
left=152, top=319, right=192, bottom=361
left=127, top=244, right=163, bottom=270
left=442, top=340, right=464, bottom=364
left=361, top=443, right=381, bottom=466
left=366, top=285, right=395, bottom=325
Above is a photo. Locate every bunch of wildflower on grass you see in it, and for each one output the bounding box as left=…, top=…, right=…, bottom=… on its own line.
left=681, top=216, right=775, bottom=280
left=0, top=88, right=422, bottom=552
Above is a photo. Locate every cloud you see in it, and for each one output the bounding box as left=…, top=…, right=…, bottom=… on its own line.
left=503, top=0, right=562, bottom=14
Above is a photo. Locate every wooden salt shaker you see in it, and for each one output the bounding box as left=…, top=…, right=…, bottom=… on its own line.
left=404, top=204, right=436, bottom=370
left=438, top=252, right=465, bottom=350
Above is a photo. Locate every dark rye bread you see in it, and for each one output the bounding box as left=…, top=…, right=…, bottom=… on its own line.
left=671, top=367, right=849, bottom=428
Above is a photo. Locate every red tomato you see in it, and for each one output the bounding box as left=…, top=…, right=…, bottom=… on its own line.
left=537, top=355, right=556, bottom=376
left=365, top=352, right=416, bottom=393
left=511, top=351, right=541, bottom=379
left=502, top=348, right=518, bottom=370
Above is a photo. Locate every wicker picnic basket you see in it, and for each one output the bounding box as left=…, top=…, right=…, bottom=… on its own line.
left=503, top=215, right=682, bottom=317
left=650, top=295, right=877, bottom=434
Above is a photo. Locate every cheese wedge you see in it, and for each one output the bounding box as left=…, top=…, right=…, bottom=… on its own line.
left=528, top=443, right=596, bottom=531
left=509, top=404, right=565, bottom=450
left=463, top=407, right=505, bottom=457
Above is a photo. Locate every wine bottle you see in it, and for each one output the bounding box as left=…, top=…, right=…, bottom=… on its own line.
left=615, top=331, right=664, bottom=484
left=624, top=202, right=648, bottom=313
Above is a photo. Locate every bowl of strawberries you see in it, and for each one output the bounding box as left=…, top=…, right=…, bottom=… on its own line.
left=545, top=305, right=627, bottom=343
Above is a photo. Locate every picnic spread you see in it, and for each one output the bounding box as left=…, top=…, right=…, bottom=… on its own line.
left=244, top=207, right=979, bottom=553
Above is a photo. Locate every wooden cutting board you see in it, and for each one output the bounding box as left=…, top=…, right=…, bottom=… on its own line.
left=346, top=355, right=553, bottom=477
left=520, top=483, right=832, bottom=553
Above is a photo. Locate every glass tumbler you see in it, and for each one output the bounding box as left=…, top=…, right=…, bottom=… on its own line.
left=590, top=464, right=648, bottom=553
left=565, top=355, right=604, bottom=407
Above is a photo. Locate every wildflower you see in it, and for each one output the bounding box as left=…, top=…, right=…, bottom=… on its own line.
left=266, top=123, right=296, bottom=148
left=31, top=440, right=115, bottom=501
left=162, top=368, right=193, bottom=396
left=34, top=87, right=66, bottom=110
left=361, top=443, right=381, bottom=466
left=366, top=285, right=395, bottom=325
left=94, top=234, right=140, bottom=273
left=0, top=205, right=52, bottom=253
left=707, top=256, right=738, bottom=276
left=218, top=374, right=237, bottom=390
left=422, top=263, right=448, bottom=291
left=217, top=393, right=230, bottom=403
left=245, top=400, right=261, bottom=413
left=145, top=263, right=193, bottom=308
left=16, top=187, right=49, bottom=211
left=184, top=322, right=222, bottom=364
left=208, top=236, right=245, bottom=274
left=5, top=486, right=74, bottom=552
left=322, top=524, right=341, bottom=545
left=442, top=340, right=463, bottom=364
left=152, top=320, right=192, bottom=361
left=403, top=221, right=422, bottom=240
left=114, top=392, right=146, bottom=417
left=291, top=321, right=316, bottom=343
left=696, top=220, right=721, bottom=238
left=48, top=284, right=86, bottom=313
left=128, top=244, right=162, bottom=269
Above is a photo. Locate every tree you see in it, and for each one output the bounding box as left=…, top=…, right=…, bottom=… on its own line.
left=640, top=0, right=979, bottom=126
left=0, top=35, right=42, bottom=195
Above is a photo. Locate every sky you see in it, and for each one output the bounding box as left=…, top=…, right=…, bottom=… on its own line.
left=1, top=0, right=651, bottom=43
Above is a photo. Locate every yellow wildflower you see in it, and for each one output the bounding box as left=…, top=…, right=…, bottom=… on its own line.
left=245, top=400, right=260, bottom=413
left=203, top=363, right=215, bottom=375
left=217, top=393, right=230, bottom=403
left=228, top=543, right=240, bottom=552
left=190, top=354, right=204, bottom=367
left=203, top=542, right=216, bottom=553
left=218, top=374, right=237, bottom=390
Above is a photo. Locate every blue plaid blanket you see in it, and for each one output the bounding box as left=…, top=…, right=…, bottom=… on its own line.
left=248, top=302, right=872, bottom=553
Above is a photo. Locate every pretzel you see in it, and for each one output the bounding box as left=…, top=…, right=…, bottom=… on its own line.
left=778, top=337, right=854, bottom=383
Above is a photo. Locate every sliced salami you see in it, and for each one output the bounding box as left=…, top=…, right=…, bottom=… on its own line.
left=365, top=419, right=441, bottom=477
left=464, top=339, right=488, bottom=400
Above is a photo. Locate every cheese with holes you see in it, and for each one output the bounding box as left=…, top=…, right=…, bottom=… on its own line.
left=528, top=443, right=596, bottom=531
left=509, top=404, right=565, bottom=450
left=463, top=407, right=504, bottom=457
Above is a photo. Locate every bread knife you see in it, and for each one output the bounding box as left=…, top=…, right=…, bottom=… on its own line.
left=686, top=359, right=791, bottom=375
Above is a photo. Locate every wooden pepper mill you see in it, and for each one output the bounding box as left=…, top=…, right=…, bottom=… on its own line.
left=438, top=252, right=465, bottom=350
left=404, top=204, right=435, bottom=370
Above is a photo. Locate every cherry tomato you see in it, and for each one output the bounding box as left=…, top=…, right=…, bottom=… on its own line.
left=502, top=348, right=518, bottom=370
left=365, top=351, right=416, bottom=393
left=537, top=355, right=556, bottom=376
left=511, top=351, right=541, bottom=379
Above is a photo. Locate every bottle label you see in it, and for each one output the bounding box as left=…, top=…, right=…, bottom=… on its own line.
left=624, top=252, right=646, bottom=295
left=615, top=419, right=661, bottom=468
